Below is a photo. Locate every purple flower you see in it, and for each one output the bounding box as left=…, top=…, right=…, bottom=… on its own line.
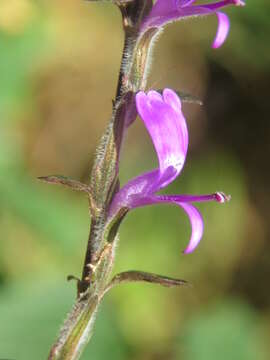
left=142, top=0, right=245, bottom=48
left=109, top=89, right=230, bottom=254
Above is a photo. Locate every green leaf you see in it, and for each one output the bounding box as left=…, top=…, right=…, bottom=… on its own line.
left=104, top=270, right=189, bottom=296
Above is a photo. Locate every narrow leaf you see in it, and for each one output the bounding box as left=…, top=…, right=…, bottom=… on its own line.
left=38, top=175, right=90, bottom=193
left=103, top=270, right=190, bottom=296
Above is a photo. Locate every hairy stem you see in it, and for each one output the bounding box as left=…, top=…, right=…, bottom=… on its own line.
left=48, top=294, right=99, bottom=360
left=48, top=239, right=116, bottom=360
left=47, top=1, right=158, bottom=359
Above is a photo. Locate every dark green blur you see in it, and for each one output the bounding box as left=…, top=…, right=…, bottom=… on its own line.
left=0, top=1, right=269, bottom=359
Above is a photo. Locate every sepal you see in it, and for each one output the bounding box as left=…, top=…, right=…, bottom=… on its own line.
left=103, top=270, right=190, bottom=297
left=89, top=120, right=118, bottom=211
left=89, top=92, right=135, bottom=212
left=104, top=207, right=129, bottom=243
left=38, top=175, right=91, bottom=193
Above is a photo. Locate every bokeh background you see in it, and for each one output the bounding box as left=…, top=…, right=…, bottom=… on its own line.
left=0, top=0, right=269, bottom=359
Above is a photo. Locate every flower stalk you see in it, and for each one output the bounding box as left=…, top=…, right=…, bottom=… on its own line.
left=47, top=1, right=161, bottom=359
left=46, top=0, right=245, bottom=359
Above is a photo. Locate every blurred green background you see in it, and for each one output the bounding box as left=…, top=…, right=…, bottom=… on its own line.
left=0, top=0, right=269, bottom=359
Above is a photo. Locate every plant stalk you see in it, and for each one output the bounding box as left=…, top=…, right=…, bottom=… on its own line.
left=47, top=1, right=158, bottom=358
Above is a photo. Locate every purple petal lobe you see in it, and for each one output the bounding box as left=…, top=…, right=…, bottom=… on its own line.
left=148, top=0, right=178, bottom=19
left=147, top=90, right=163, bottom=102
left=124, top=191, right=229, bottom=253
left=163, top=89, right=188, bottom=153
left=212, top=12, right=230, bottom=48
left=136, top=89, right=188, bottom=188
left=109, top=85, right=231, bottom=254
left=141, top=0, right=245, bottom=39
left=113, top=194, right=204, bottom=254
left=181, top=0, right=195, bottom=6
left=163, top=88, right=182, bottom=111
left=180, top=203, right=204, bottom=254
left=110, top=88, right=190, bottom=217
left=109, top=170, right=159, bottom=215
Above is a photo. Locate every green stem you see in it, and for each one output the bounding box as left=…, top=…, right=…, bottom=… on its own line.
left=47, top=2, right=159, bottom=359
left=48, top=241, right=116, bottom=360
left=48, top=294, right=99, bottom=360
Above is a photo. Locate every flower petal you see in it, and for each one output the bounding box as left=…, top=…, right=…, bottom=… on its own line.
left=163, top=88, right=188, bottom=153
left=128, top=192, right=230, bottom=253
left=109, top=170, right=159, bottom=215
left=111, top=194, right=204, bottom=254
left=179, top=203, right=204, bottom=254
left=142, top=0, right=245, bottom=38
left=212, top=12, right=230, bottom=48
left=109, top=89, right=189, bottom=217
left=136, top=89, right=188, bottom=188
left=147, top=0, right=178, bottom=20
left=141, top=0, right=183, bottom=30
